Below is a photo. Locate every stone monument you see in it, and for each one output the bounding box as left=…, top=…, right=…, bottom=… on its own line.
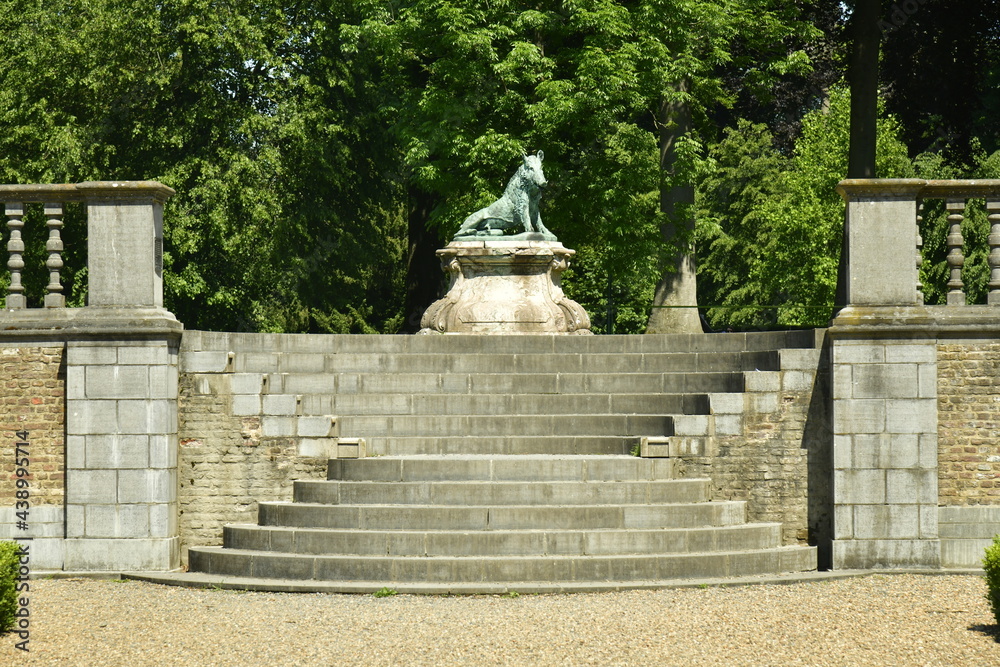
left=419, top=152, right=591, bottom=334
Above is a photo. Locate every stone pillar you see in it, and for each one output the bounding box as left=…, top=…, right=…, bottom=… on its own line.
left=831, top=181, right=942, bottom=568
left=0, top=181, right=181, bottom=572
left=830, top=311, right=940, bottom=568
left=79, top=181, right=173, bottom=308
left=64, top=333, right=180, bottom=570
left=836, top=180, right=924, bottom=306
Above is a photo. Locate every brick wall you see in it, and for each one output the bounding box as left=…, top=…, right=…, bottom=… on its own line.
left=676, top=347, right=832, bottom=557
left=938, top=341, right=1000, bottom=506
left=0, top=346, right=65, bottom=506
left=177, top=372, right=328, bottom=567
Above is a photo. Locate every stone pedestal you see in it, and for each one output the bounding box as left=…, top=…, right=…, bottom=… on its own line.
left=419, top=239, right=591, bottom=334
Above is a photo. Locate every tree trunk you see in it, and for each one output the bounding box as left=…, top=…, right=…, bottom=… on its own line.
left=836, top=0, right=881, bottom=310
left=847, top=0, right=880, bottom=180
left=646, top=81, right=701, bottom=334
left=400, top=186, right=442, bottom=333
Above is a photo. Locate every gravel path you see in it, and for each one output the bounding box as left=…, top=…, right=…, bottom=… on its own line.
left=1, top=574, right=997, bottom=666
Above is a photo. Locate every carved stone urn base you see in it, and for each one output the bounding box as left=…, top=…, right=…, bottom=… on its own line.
left=418, top=238, right=591, bottom=334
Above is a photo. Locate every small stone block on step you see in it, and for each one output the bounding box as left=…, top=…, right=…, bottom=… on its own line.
left=337, top=438, right=366, bottom=459
left=640, top=436, right=674, bottom=458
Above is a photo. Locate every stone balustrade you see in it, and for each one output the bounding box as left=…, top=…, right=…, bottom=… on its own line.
left=0, top=181, right=182, bottom=572
left=0, top=181, right=174, bottom=309
left=833, top=178, right=1000, bottom=570
left=837, top=179, right=1000, bottom=306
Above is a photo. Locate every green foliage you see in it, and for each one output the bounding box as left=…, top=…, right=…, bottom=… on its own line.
left=915, top=144, right=1000, bottom=306
left=696, top=86, right=913, bottom=330
left=345, top=0, right=817, bottom=329
left=561, top=244, right=657, bottom=335
left=372, top=586, right=398, bottom=598
left=0, top=1, right=920, bottom=333
left=0, top=0, right=406, bottom=332
left=0, top=541, right=19, bottom=633
left=983, top=534, right=1000, bottom=625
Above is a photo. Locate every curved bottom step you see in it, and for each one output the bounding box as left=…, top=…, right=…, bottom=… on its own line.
left=128, top=561, right=826, bottom=595
left=188, top=545, right=817, bottom=585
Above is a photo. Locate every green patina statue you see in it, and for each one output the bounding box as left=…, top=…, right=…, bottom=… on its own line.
left=453, top=151, right=557, bottom=241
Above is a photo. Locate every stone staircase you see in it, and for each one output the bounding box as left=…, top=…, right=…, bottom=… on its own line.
left=154, top=331, right=821, bottom=593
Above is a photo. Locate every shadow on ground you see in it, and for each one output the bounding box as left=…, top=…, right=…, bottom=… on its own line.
left=968, top=624, right=1000, bottom=642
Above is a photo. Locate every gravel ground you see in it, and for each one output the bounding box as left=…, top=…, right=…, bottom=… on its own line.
left=1, top=573, right=997, bottom=666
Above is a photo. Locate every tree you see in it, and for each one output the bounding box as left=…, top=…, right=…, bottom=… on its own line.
left=880, top=0, right=1000, bottom=162
left=642, top=0, right=819, bottom=333
left=697, top=86, right=912, bottom=329
left=846, top=0, right=880, bottom=179
left=0, top=0, right=857, bottom=335
left=0, top=0, right=407, bottom=332
left=713, top=0, right=846, bottom=153
left=344, top=1, right=817, bottom=334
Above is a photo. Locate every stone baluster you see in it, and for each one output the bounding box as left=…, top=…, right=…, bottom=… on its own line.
left=916, top=204, right=925, bottom=305
left=44, top=203, right=65, bottom=307
left=945, top=198, right=966, bottom=305
left=989, top=198, right=1000, bottom=305
left=5, top=203, right=26, bottom=309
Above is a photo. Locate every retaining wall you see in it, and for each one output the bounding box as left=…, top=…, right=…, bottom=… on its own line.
left=673, top=344, right=832, bottom=565
left=4, top=321, right=1000, bottom=572
left=0, top=345, right=66, bottom=568
left=176, top=371, right=329, bottom=568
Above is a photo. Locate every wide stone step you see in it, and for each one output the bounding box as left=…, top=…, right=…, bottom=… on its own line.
left=362, top=436, right=637, bottom=456
left=257, top=500, right=747, bottom=530
left=293, top=392, right=710, bottom=417
left=364, top=436, right=639, bottom=456
left=226, top=350, right=780, bottom=375
left=280, top=371, right=745, bottom=397
left=183, top=329, right=818, bottom=358
left=127, top=567, right=827, bottom=595
left=187, top=545, right=817, bottom=583
left=337, top=414, right=674, bottom=438
left=222, top=523, right=784, bottom=556
left=326, top=455, right=676, bottom=482
left=291, top=479, right=710, bottom=506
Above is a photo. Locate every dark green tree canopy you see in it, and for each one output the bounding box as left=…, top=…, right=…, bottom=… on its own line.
left=0, top=0, right=994, bottom=333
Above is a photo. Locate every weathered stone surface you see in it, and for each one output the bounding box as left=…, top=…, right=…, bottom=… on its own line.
left=419, top=240, right=591, bottom=334
left=836, top=180, right=923, bottom=306
left=84, top=182, right=173, bottom=308
left=177, top=372, right=329, bottom=568
left=829, top=332, right=939, bottom=569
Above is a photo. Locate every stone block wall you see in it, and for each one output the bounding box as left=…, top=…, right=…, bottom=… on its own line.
left=10, top=309, right=1000, bottom=574
left=63, top=338, right=180, bottom=571
left=831, top=337, right=939, bottom=569
left=177, top=371, right=329, bottom=568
